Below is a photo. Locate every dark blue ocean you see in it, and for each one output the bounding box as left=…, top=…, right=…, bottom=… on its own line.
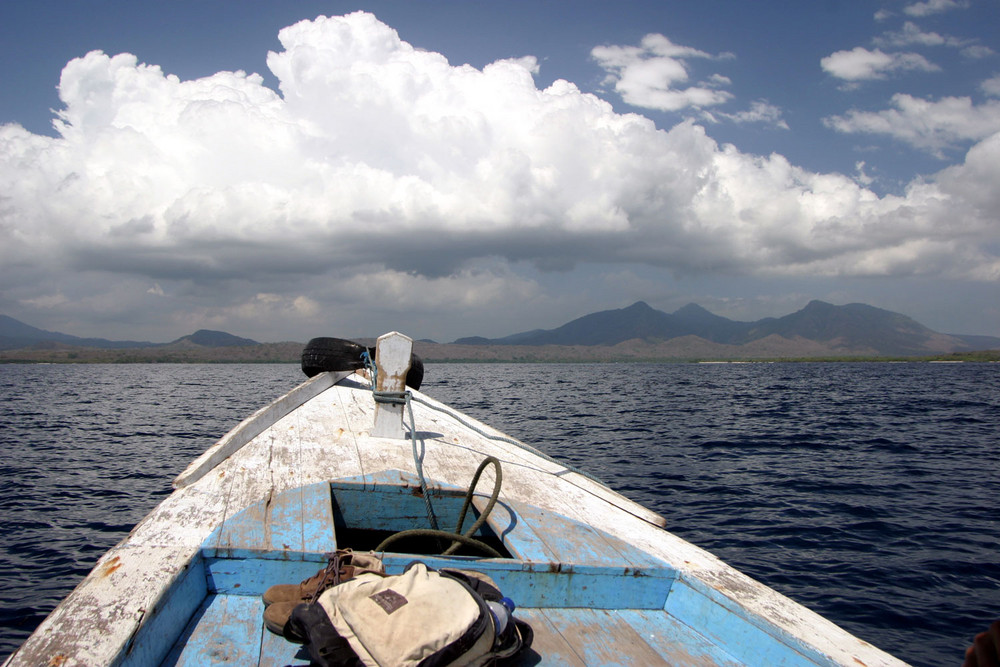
left=0, top=362, right=997, bottom=666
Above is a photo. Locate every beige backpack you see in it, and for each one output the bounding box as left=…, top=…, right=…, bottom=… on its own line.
left=290, top=561, right=531, bottom=666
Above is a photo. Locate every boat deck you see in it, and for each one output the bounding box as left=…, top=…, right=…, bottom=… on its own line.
left=4, top=368, right=906, bottom=667
left=151, top=471, right=825, bottom=667
left=163, top=589, right=744, bottom=666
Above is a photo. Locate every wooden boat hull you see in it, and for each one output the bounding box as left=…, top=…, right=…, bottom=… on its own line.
left=4, top=365, right=907, bottom=666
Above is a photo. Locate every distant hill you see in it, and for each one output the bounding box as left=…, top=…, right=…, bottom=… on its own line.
left=0, top=314, right=152, bottom=351
left=0, top=315, right=256, bottom=351
left=453, top=300, right=1000, bottom=356
left=167, top=330, right=259, bottom=347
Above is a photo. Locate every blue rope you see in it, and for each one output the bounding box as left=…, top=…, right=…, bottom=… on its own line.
left=360, top=349, right=377, bottom=385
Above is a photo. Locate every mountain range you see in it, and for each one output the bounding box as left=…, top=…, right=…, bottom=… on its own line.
left=2, top=300, right=999, bottom=360
left=0, top=314, right=257, bottom=351
left=453, top=300, right=1000, bottom=356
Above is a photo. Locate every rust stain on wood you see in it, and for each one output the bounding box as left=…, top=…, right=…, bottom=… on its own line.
left=47, top=654, right=68, bottom=666
left=99, top=555, right=122, bottom=578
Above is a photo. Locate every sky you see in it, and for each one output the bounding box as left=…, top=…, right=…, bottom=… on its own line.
left=1, top=0, right=998, bottom=343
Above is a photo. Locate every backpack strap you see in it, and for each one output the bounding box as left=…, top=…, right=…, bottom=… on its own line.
left=439, top=568, right=503, bottom=601
left=285, top=602, right=362, bottom=667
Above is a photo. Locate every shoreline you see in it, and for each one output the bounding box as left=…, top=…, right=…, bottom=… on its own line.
left=1, top=343, right=997, bottom=365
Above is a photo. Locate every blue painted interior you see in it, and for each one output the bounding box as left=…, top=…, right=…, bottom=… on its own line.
left=143, top=472, right=840, bottom=666
left=118, top=551, right=208, bottom=667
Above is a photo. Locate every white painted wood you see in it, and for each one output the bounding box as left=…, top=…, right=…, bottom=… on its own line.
left=4, top=543, right=202, bottom=667
left=371, top=331, right=412, bottom=439
left=173, top=370, right=349, bottom=489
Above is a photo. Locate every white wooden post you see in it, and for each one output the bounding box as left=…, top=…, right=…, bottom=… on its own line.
left=371, top=331, right=413, bottom=439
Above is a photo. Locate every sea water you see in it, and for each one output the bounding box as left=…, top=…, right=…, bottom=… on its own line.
left=0, top=362, right=997, bottom=666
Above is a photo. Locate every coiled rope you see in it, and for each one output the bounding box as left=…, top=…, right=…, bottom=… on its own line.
left=365, top=350, right=503, bottom=556
left=375, top=457, right=503, bottom=557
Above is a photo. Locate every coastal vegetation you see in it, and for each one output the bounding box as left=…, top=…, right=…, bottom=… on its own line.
left=3, top=301, right=998, bottom=365
left=1, top=340, right=996, bottom=365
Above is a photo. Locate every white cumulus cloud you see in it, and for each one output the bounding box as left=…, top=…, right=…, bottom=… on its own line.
left=904, top=0, right=969, bottom=17
left=824, top=93, right=1000, bottom=155
left=709, top=100, right=789, bottom=129
left=591, top=33, right=733, bottom=111
left=875, top=21, right=959, bottom=48
left=982, top=75, right=1000, bottom=97
left=0, top=11, right=998, bottom=340
left=821, top=47, right=939, bottom=82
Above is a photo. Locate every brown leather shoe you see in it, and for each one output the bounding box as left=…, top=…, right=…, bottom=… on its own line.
left=262, top=568, right=332, bottom=606
left=263, top=600, right=299, bottom=637
left=261, top=550, right=385, bottom=606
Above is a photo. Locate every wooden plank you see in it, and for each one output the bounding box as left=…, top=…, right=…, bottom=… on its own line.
left=4, top=544, right=204, bottom=667
left=126, top=481, right=231, bottom=550
left=206, top=394, right=340, bottom=556
left=482, top=497, right=667, bottom=572
left=664, top=576, right=832, bottom=667
left=266, top=483, right=307, bottom=552
left=206, top=482, right=335, bottom=559
left=161, top=594, right=263, bottom=666
left=512, top=608, right=587, bottom=666
left=259, top=627, right=311, bottom=666
left=556, top=471, right=667, bottom=529
left=337, top=382, right=417, bottom=484
left=264, top=408, right=306, bottom=496
left=519, top=608, right=672, bottom=666
left=200, top=550, right=672, bottom=611
left=289, top=392, right=365, bottom=483
left=174, top=371, right=348, bottom=489
left=472, top=496, right=556, bottom=561
left=539, top=608, right=673, bottom=666
left=204, top=555, right=328, bottom=597
left=331, top=381, right=383, bottom=483
left=617, top=609, right=743, bottom=666
left=215, top=415, right=284, bottom=546
left=211, top=488, right=268, bottom=558
left=118, top=551, right=208, bottom=667
left=269, top=481, right=337, bottom=553
left=377, top=554, right=671, bottom=610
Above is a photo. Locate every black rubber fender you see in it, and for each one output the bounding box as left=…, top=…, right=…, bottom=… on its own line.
left=301, top=337, right=424, bottom=389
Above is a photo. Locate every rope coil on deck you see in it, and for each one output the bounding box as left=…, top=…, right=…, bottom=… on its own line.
left=362, top=350, right=508, bottom=555
left=375, top=456, right=504, bottom=557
